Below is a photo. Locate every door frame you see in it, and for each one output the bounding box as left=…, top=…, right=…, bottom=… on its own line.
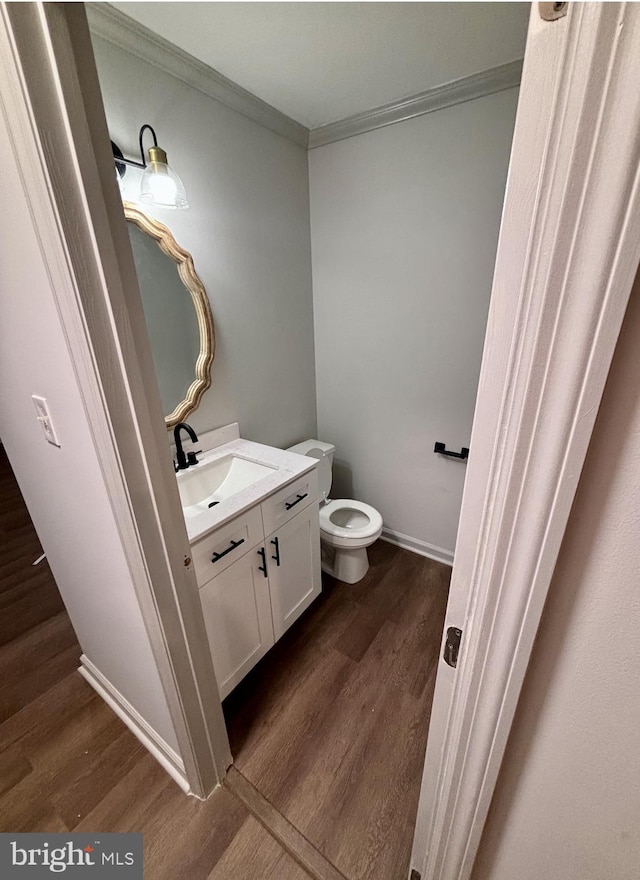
left=0, top=2, right=232, bottom=798
left=411, top=3, right=640, bottom=879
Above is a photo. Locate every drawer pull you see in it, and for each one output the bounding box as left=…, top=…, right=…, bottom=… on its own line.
left=211, top=538, right=245, bottom=564
left=285, top=492, right=308, bottom=511
left=271, top=536, right=281, bottom=566
left=257, top=547, right=268, bottom=577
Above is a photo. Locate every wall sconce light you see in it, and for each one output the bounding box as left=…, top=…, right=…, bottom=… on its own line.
left=111, top=124, right=189, bottom=209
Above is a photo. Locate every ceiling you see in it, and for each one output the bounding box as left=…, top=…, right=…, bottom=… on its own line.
left=112, top=2, right=530, bottom=129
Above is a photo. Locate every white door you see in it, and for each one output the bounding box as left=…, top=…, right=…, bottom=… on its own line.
left=199, top=548, right=275, bottom=699
left=267, top=505, right=322, bottom=641
left=410, top=4, right=640, bottom=879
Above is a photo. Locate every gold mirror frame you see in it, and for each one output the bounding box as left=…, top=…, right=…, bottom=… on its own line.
left=124, top=203, right=215, bottom=428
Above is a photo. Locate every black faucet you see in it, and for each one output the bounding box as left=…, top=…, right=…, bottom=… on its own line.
left=174, top=422, right=200, bottom=471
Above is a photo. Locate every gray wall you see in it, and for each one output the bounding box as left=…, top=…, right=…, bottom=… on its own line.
left=309, top=89, right=519, bottom=558
left=472, top=275, right=640, bottom=880
left=92, top=34, right=317, bottom=448
left=0, top=92, right=179, bottom=753
left=94, top=30, right=520, bottom=556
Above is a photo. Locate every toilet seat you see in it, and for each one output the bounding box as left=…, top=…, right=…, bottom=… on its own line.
left=286, top=440, right=383, bottom=581
left=320, top=499, right=383, bottom=541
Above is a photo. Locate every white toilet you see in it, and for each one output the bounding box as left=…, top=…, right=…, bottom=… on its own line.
left=287, top=440, right=383, bottom=584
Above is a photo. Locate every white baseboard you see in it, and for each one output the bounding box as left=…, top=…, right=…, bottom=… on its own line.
left=380, top=528, right=454, bottom=567
left=78, top=654, right=190, bottom=794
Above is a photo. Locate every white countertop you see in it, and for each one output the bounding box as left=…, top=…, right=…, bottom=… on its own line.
left=177, top=438, right=317, bottom=544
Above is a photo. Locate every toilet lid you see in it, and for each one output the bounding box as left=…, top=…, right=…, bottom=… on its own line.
left=306, top=448, right=332, bottom=501
left=319, top=499, right=383, bottom=539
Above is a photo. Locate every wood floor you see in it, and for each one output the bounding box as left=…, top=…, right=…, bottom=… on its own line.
left=0, top=444, right=450, bottom=879
left=223, top=540, right=450, bottom=880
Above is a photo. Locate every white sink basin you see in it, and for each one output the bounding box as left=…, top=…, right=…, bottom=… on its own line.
left=177, top=454, right=277, bottom=519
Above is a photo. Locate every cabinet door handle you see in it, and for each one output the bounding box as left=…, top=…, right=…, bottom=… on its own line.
left=257, top=547, right=268, bottom=577
left=285, top=492, right=308, bottom=511
left=271, top=537, right=281, bottom=566
left=211, top=537, right=244, bottom=564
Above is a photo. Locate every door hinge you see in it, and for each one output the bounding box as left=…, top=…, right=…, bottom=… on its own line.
left=443, top=627, right=463, bottom=668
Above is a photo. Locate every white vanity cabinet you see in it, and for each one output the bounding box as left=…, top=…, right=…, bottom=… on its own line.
left=192, top=470, right=321, bottom=699
left=266, top=506, right=321, bottom=641
left=199, top=549, right=275, bottom=698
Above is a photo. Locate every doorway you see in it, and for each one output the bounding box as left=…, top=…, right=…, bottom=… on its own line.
left=86, top=4, right=526, bottom=879
left=8, top=3, right=639, bottom=880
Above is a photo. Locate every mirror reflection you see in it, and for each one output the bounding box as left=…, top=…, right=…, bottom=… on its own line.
left=124, top=205, right=214, bottom=427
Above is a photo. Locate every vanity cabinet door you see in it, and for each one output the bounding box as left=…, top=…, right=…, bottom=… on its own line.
left=267, top=505, right=322, bottom=641
left=199, top=548, right=274, bottom=699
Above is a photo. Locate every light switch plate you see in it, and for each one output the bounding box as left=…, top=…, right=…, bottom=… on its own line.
left=32, top=395, right=61, bottom=447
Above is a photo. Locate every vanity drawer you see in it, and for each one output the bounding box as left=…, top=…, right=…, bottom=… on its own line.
left=192, top=506, right=263, bottom=585
left=261, top=470, right=318, bottom=536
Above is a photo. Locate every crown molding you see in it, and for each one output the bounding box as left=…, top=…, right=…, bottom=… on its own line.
left=86, top=3, right=309, bottom=148
left=87, top=5, right=522, bottom=153
left=308, top=59, right=523, bottom=149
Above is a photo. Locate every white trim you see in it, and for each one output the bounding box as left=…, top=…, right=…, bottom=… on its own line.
left=78, top=655, right=191, bottom=795
left=411, top=4, right=640, bottom=879
left=380, top=529, right=453, bottom=568
left=86, top=3, right=309, bottom=148
left=87, top=3, right=522, bottom=153
left=308, top=60, right=522, bottom=149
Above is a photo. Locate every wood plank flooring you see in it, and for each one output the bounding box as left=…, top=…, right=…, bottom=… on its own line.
left=0, top=443, right=450, bottom=879
left=223, top=540, right=450, bottom=880
left=0, top=445, right=315, bottom=877
left=0, top=445, right=80, bottom=721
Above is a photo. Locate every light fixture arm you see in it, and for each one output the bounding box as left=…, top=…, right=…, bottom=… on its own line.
left=112, top=124, right=160, bottom=173
left=138, top=124, right=158, bottom=167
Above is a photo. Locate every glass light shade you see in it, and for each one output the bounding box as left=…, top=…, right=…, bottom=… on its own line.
left=139, top=157, right=188, bottom=209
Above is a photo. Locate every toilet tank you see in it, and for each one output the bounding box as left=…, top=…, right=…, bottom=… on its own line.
left=287, top=439, right=335, bottom=464
left=287, top=439, right=335, bottom=501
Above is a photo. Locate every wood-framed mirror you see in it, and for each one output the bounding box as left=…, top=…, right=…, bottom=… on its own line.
left=124, top=203, right=215, bottom=428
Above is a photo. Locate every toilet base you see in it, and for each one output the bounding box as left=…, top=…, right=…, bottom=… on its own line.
left=321, top=542, right=370, bottom=584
